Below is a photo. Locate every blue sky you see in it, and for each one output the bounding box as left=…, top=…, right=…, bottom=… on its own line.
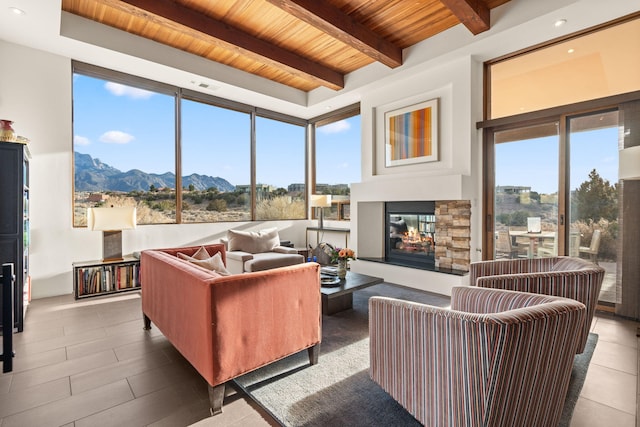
left=73, top=75, right=361, bottom=189
left=495, top=126, right=619, bottom=194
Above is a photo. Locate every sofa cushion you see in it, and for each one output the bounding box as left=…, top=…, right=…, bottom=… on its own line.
left=244, top=252, right=304, bottom=272
left=227, top=228, right=280, bottom=253
left=178, top=251, right=231, bottom=276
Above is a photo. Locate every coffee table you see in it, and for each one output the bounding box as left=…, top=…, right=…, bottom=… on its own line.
left=321, top=271, right=383, bottom=315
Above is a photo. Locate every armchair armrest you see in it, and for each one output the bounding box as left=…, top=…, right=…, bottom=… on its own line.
left=273, top=246, right=298, bottom=254
left=451, top=285, right=565, bottom=313
left=220, top=237, right=229, bottom=251
left=225, top=250, right=253, bottom=274
left=474, top=270, right=601, bottom=301
left=469, top=257, right=556, bottom=285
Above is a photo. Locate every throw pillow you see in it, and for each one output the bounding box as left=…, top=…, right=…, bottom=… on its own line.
left=190, top=245, right=211, bottom=260
left=227, top=227, right=280, bottom=253
left=178, top=251, right=231, bottom=276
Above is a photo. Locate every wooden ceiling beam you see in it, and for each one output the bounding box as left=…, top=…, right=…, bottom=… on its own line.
left=266, top=0, right=402, bottom=68
left=439, top=0, right=490, bottom=35
left=100, top=0, right=344, bottom=90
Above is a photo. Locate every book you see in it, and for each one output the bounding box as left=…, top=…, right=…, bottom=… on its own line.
left=321, top=266, right=338, bottom=276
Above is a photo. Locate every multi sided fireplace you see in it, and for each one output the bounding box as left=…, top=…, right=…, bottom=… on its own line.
left=386, top=201, right=436, bottom=268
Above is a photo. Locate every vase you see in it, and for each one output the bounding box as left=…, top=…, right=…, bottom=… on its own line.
left=0, top=119, right=16, bottom=142
left=337, top=259, right=347, bottom=279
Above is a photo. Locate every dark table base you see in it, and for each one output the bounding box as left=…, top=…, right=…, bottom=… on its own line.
left=321, top=271, right=383, bottom=315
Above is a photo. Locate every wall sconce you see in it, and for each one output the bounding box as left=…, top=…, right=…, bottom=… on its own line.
left=619, top=145, right=640, bottom=180
left=87, top=206, right=137, bottom=261
left=310, top=195, right=332, bottom=229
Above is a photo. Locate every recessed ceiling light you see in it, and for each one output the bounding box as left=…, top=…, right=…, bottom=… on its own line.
left=9, top=7, right=26, bottom=15
left=554, top=19, right=567, bottom=28
left=567, top=48, right=575, bottom=54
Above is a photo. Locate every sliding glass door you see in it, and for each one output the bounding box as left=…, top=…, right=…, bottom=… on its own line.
left=567, top=110, right=619, bottom=304
left=492, top=122, right=559, bottom=259
left=487, top=109, right=620, bottom=304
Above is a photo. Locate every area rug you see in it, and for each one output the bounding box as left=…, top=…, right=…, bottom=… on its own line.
left=234, top=283, right=597, bottom=427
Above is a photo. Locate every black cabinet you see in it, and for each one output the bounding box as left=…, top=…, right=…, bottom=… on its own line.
left=0, top=142, right=30, bottom=332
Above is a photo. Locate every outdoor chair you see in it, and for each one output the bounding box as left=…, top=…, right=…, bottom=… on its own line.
left=369, top=286, right=586, bottom=427
left=495, top=230, right=527, bottom=259
left=579, top=229, right=601, bottom=264
left=538, top=232, right=558, bottom=257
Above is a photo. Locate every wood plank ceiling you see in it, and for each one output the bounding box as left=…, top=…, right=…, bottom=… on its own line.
left=61, top=0, right=510, bottom=92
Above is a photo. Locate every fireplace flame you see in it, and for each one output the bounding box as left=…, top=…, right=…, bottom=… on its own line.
left=400, top=227, right=433, bottom=253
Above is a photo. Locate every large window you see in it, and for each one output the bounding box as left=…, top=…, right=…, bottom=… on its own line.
left=72, top=71, right=176, bottom=226
left=255, top=116, right=306, bottom=220
left=313, top=107, right=361, bottom=220
left=72, top=62, right=313, bottom=225
left=181, top=99, right=251, bottom=222
left=488, top=16, right=640, bottom=119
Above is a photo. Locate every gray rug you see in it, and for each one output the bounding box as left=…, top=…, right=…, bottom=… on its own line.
left=234, top=283, right=597, bottom=427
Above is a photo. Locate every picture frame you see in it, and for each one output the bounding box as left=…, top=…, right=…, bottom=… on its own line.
left=384, top=98, right=438, bottom=167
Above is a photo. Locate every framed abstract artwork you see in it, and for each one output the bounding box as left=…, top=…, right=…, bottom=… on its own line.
left=384, top=98, right=438, bottom=167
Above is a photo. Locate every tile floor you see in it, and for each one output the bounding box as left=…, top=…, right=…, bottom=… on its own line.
left=0, top=289, right=637, bottom=427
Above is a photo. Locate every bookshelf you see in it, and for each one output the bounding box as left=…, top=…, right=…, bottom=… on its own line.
left=73, top=256, right=140, bottom=299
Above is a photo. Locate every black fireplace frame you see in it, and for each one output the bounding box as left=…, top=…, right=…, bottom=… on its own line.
left=385, top=201, right=436, bottom=269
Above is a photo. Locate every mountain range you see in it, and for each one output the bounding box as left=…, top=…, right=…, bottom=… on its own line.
left=74, top=152, right=235, bottom=193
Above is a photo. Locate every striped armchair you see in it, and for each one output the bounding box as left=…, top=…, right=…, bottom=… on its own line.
left=470, top=256, right=604, bottom=353
left=369, top=287, right=586, bottom=427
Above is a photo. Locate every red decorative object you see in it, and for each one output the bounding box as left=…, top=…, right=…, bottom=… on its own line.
left=0, top=119, right=16, bottom=141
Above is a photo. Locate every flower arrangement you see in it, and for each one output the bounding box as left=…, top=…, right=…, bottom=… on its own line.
left=329, top=246, right=356, bottom=264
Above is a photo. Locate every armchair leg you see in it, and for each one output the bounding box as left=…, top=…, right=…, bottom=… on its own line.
left=143, top=314, right=151, bottom=330
left=208, top=383, right=225, bottom=415
left=307, top=343, right=320, bottom=365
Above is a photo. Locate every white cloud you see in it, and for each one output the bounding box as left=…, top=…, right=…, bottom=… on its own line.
left=318, top=120, right=350, bottom=134
left=337, top=161, right=349, bottom=169
left=74, top=135, right=90, bottom=146
left=104, top=82, right=154, bottom=99
left=99, top=130, right=135, bottom=144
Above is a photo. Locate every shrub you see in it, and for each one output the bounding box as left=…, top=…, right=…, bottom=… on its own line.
left=256, top=196, right=305, bottom=219
left=206, top=199, right=227, bottom=212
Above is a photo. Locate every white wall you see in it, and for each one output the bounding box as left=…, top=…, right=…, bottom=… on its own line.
left=350, top=56, right=478, bottom=295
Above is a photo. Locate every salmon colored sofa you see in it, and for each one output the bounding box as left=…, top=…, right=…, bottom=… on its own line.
left=140, top=244, right=321, bottom=414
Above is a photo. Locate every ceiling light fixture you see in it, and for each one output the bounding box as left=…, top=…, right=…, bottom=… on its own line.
left=567, top=48, right=575, bottom=54
left=554, top=19, right=567, bottom=28
left=190, top=80, right=219, bottom=91
left=9, top=7, right=26, bottom=15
